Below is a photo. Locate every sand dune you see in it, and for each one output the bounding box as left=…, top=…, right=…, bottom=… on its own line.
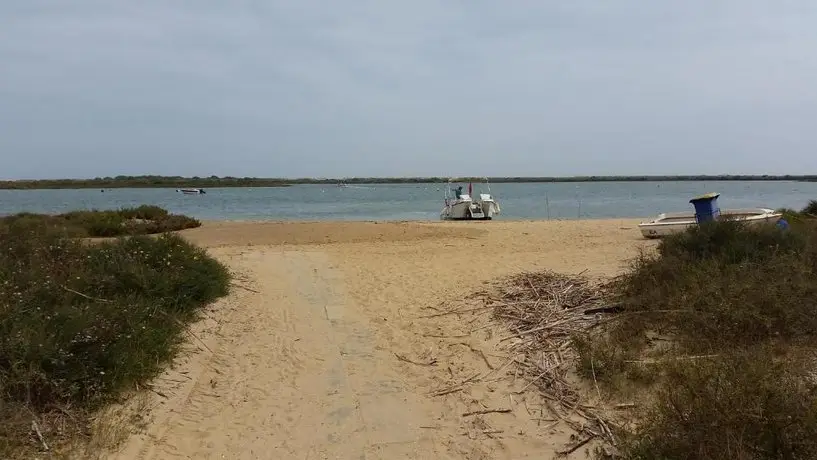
left=111, top=220, right=651, bottom=460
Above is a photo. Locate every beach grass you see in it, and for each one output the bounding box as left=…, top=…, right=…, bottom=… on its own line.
left=576, top=217, right=817, bottom=459
left=0, top=211, right=229, bottom=457
left=0, top=205, right=200, bottom=238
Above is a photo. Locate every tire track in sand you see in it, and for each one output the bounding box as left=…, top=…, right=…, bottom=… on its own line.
left=114, top=248, right=427, bottom=460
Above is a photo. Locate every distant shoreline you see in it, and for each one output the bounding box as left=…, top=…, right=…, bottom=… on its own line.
left=1, top=175, right=816, bottom=190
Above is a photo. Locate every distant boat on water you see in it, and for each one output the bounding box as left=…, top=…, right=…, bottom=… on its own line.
left=176, top=188, right=206, bottom=195
left=440, top=177, right=501, bottom=220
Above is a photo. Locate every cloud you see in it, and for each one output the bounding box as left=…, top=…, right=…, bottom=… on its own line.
left=1, top=1, right=817, bottom=178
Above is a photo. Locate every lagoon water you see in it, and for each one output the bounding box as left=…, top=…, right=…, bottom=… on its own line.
left=1, top=181, right=816, bottom=221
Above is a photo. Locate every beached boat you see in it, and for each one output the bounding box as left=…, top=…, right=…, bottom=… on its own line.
left=639, top=208, right=782, bottom=238
left=176, top=188, right=206, bottom=195
left=440, top=178, right=501, bottom=220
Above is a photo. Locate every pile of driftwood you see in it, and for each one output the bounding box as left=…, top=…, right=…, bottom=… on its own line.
left=486, top=270, right=619, bottom=454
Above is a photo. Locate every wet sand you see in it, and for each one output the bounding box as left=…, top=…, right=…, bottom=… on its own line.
left=112, top=219, right=652, bottom=460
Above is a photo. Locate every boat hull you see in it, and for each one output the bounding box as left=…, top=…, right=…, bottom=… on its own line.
left=639, top=208, right=782, bottom=239
left=177, top=188, right=206, bottom=195
left=440, top=199, right=486, bottom=220
left=477, top=196, right=500, bottom=219
left=440, top=180, right=501, bottom=221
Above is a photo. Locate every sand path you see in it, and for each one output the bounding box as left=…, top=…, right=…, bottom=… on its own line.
left=113, top=220, right=650, bottom=460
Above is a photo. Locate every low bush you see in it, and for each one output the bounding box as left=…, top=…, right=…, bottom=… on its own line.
left=620, top=348, right=817, bottom=460
left=655, top=218, right=805, bottom=264
left=610, top=220, right=817, bottom=353
left=803, top=199, right=817, bottom=216
left=118, top=204, right=169, bottom=220
left=0, top=217, right=229, bottom=457
left=575, top=218, right=817, bottom=459
left=0, top=205, right=200, bottom=238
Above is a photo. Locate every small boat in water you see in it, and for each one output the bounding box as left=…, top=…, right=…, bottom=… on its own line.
left=639, top=207, right=782, bottom=238
left=440, top=178, right=501, bottom=220
left=176, top=188, right=206, bottom=195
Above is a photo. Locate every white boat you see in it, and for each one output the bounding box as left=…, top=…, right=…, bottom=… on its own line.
left=176, top=188, right=206, bottom=195
left=440, top=178, right=501, bottom=220
left=639, top=208, right=782, bottom=238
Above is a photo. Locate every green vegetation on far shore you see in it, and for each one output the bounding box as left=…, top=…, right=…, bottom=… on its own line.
left=3, top=174, right=817, bottom=189
left=576, top=205, right=817, bottom=459
left=1, top=205, right=201, bottom=237
left=0, top=207, right=226, bottom=457
left=0, top=175, right=291, bottom=190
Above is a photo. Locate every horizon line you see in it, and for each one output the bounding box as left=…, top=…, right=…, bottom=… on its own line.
left=3, top=174, right=817, bottom=182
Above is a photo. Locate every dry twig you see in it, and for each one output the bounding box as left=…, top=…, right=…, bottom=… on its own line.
left=479, top=271, right=619, bottom=448
left=418, top=304, right=493, bottom=319
left=429, top=372, right=481, bottom=397
left=62, top=285, right=112, bottom=303
left=230, top=282, right=260, bottom=293
left=462, top=408, right=512, bottom=417
left=394, top=353, right=437, bottom=366
left=557, top=436, right=593, bottom=456
left=31, top=419, right=49, bottom=451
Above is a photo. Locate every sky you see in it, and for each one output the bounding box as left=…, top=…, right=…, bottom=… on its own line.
left=2, top=1, right=817, bottom=179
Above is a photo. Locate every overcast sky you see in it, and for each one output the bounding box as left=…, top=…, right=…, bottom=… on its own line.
left=2, top=1, right=817, bottom=179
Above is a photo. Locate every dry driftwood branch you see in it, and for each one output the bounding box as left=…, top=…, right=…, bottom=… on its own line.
left=418, top=304, right=493, bottom=319
left=625, top=354, right=719, bottom=364
left=557, top=435, right=593, bottom=456
left=452, top=342, right=495, bottom=369
left=394, top=353, right=437, bottom=366
left=62, top=285, right=112, bottom=303
left=596, top=415, right=617, bottom=446
left=429, top=372, right=481, bottom=397
left=144, top=383, right=169, bottom=398
left=431, top=387, right=463, bottom=397
left=462, top=408, right=512, bottom=417
left=230, top=282, right=260, bottom=293
left=459, top=270, right=620, bottom=450
left=527, top=277, right=541, bottom=298
left=31, top=419, right=49, bottom=451
left=591, top=358, right=602, bottom=401
left=421, top=332, right=470, bottom=338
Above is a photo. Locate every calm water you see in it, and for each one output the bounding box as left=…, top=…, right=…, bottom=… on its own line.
left=1, top=182, right=816, bottom=221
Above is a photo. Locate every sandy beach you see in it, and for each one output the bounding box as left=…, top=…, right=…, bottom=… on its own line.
left=111, top=219, right=652, bottom=460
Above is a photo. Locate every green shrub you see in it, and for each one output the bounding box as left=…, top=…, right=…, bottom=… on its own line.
left=63, top=210, right=127, bottom=237
left=0, top=219, right=229, bottom=456
left=119, top=204, right=169, bottom=220
left=803, top=200, right=817, bottom=216
left=610, top=221, right=817, bottom=352
left=621, top=348, right=817, bottom=460
left=656, top=219, right=804, bottom=264
left=0, top=205, right=201, bottom=237
left=584, top=219, right=817, bottom=459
